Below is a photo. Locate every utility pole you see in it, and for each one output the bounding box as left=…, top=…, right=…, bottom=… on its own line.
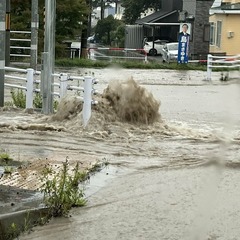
left=5, top=0, right=10, bottom=66
left=0, top=1, right=6, bottom=107
left=41, top=0, right=56, bottom=114
left=101, top=0, right=104, bottom=20
left=31, top=0, right=39, bottom=70
left=115, top=0, right=119, bottom=15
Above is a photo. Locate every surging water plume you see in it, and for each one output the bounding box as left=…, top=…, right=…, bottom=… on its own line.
left=102, top=78, right=161, bottom=124
left=52, top=96, right=83, bottom=122
left=52, top=78, right=161, bottom=128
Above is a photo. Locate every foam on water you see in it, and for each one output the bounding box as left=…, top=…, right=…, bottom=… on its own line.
left=52, top=95, right=83, bottom=122
left=1, top=77, right=239, bottom=152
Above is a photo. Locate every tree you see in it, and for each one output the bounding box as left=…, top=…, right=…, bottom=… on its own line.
left=95, top=15, right=121, bottom=45
left=10, top=0, right=89, bottom=58
left=121, top=0, right=162, bottom=24
left=55, top=0, right=89, bottom=39
left=112, top=22, right=125, bottom=47
left=80, top=0, right=91, bottom=58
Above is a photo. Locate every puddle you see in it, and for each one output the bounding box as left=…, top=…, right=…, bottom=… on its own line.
left=84, top=165, right=129, bottom=199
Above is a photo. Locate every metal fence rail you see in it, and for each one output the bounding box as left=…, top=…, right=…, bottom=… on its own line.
left=206, top=54, right=240, bottom=80
left=4, top=67, right=98, bottom=127
left=88, top=47, right=148, bottom=62
left=10, top=31, right=31, bottom=58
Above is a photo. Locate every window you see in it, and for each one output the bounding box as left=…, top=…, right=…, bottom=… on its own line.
left=216, top=21, right=222, bottom=48
left=210, top=22, right=216, bottom=45
left=203, top=24, right=210, bottom=42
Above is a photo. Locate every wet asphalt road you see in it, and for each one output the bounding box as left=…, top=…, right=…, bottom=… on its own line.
left=18, top=69, right=240, bottom=240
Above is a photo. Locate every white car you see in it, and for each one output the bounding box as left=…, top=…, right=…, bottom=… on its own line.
left=87, top=35, right=95, bottom=43
left=144, top=39, right=169, bottom=56
left=161, top=42, right=179, bottom=63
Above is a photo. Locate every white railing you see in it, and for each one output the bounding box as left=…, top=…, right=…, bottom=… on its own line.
left=5, top=67, right=34, bottom=109
left=206, top=54, right=240, bottom=80
left=4, top=67, right=98, bottom=127
left=10, top=31, right=31, bottom=58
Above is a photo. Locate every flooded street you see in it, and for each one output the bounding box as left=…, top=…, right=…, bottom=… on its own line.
left=1, top=68, right=240, bottom=239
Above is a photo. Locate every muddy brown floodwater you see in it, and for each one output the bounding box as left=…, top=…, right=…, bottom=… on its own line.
left=1, top=68, right=240, bottom=240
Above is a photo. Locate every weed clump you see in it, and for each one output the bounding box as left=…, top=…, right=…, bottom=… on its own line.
left=9, top=89, right=58, bottom=110
left=40, top=159, right=87, bottom=217
left=0, top=152, right=12, bottom=166
left=11, top=89, right=26, bottom=108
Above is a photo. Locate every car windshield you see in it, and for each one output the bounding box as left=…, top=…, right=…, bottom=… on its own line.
left=168, top=44, right=178, bottom=51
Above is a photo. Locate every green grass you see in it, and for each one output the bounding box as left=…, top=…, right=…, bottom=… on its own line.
left=56, top=58, right=109, bottom=68
left=55, top=58, right=207, bottom=71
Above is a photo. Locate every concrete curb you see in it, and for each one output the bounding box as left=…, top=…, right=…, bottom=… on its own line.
left=0, top=207, right=49, bottom=240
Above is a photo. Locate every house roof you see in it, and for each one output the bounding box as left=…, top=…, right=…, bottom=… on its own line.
left=135, top=10, right=177, bottom=24
left=210, top=2, right=240, bottom=14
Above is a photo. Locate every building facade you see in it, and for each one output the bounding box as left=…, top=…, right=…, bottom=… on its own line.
left=182, top=0, right=214, bottom=59
left=129, top=0, right=213, bottom=59
left=209, top=0, right=240, bottom=55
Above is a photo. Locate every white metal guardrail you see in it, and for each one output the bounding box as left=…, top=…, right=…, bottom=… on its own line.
left=207, top=54, right=240, bottom=80
left=5, top=67, right=34, bottom=109
left=4, top=67, right=98, bottom=127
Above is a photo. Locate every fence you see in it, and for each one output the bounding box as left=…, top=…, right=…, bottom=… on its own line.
left=206, top=54, right=240, bottom=80
left=88, top=47, right=148, bottom=62
left=5, top=67, right=35, bottom=109
left=10, top=31, right=31, bottom=59
left=4, top=67, right=98, bottom=127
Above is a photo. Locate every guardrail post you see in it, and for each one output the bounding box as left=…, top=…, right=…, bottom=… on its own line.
left=26, top=68, right=34, bottom=109
left=59, top=73, right=68, bottom=99
left=144, top=52, right=148, bottom=63
left=90, top=50, right=95, bottom=60
left=87, top=49, right=91, bottom=59
left=82, top=76, right=93, bottom=127
left=207, top=54, right=212, bottom=81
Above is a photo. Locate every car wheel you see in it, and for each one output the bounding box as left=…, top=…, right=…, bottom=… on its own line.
left=149, top=48, right=157, bottom=56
